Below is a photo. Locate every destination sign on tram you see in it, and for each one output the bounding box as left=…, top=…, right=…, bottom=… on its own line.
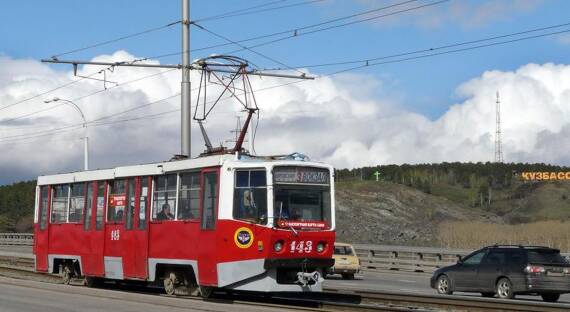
left=273, top=167, right=330, bottom=184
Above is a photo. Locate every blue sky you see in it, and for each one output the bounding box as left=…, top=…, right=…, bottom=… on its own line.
left=2, top=0, right=569, bottom=119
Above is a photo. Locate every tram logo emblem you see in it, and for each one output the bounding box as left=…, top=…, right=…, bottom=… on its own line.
left=234, top=227, right=254, bottom=249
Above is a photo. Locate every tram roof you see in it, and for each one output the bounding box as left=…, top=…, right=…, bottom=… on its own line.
left=37, top=153, right=331, bottom=186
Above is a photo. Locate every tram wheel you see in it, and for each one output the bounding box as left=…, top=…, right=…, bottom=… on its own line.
left=164, top=272, right=177, bottom=296
left=199, top=286, right=214, bottom=298
left=61, top=265, right=72, bottom=285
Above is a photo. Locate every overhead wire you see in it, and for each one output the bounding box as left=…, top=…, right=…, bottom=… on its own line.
left=50, top=20, right=181, bottom=59
left=192, top=22, right=307, bottom=76
left=1, top=68, right=178, bottom=124
left=138, top=0, right=426, bottom=60
left=194, top=0, right=326, bottom=23
left=4, top=17, right=567, bottom=144
left=258, top=22, right=570, bottom=71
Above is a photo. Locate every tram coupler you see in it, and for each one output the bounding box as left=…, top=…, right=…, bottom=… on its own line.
left=296, top=271, right=321, bottom=286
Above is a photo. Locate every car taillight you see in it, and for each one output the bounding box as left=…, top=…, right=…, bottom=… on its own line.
left=524, top=265, right=545, bottom=274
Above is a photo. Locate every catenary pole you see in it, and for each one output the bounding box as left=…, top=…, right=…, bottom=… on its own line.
left=181, top=0, right=191, bottom=157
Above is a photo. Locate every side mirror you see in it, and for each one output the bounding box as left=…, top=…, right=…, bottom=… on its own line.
left=457, top=257, right=463, bottom=265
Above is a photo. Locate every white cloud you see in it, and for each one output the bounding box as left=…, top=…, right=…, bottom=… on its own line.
left=1, top=52, right=570, bottom=184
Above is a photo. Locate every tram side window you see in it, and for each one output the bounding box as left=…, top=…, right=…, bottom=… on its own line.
left=39, top=186, right=49, bottom=230
left=69, top=183, right=85, bottom=223
left=201, top=171, right=218, bottom=229
left=83, top=183, right=94, bottom=230
left=51, top=185, right=69, bottom=223
left=178, top=172, right=200, bottom=220
left=125, top=179, right=136, bottom=230
left=153, top=174, right=176, bottom=221
left=95, top=182, right=106, bottom=230
left=108, top=179, right=126, bottom=223
left=233, top=170, right=267, bottom=224
left=138, top=177, right=149, bottom=230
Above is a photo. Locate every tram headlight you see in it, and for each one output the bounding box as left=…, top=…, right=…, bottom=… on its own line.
left=316, top=242, right=325, bottom=253
left=274, top=240, right=284, bottom=252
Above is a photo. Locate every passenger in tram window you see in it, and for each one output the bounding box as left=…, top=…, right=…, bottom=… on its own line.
left=157, top=203, right=174, bottom=221
left=239, top=189, right=256, bottom=219
left=178, top=202, right=194, bottom=219
left=115, top=207, right=124, bottom=221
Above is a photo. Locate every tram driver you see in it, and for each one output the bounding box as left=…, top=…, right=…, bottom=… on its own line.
left=157, top=203, right=174, bottom=221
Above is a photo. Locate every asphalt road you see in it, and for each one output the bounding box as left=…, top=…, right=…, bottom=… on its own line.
left=324, top=270, right=570, bottom=304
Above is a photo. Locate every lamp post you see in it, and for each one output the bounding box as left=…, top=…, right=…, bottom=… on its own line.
left=44, top=97, right=89, bottom=171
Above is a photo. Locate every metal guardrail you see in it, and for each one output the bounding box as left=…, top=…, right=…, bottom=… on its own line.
left=0, top=233, right=34, bottom=246
left=1, top=233, right=569, bottom=274
left=354, top=244, right=570, bottom=274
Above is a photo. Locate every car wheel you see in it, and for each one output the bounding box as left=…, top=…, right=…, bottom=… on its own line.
left=342, top=273, right=355, bottom=280
left=541, top=293, right=560, bottom=302
left=436, top=275, right=453, bottom=295
left=481, top=292, right=494, bottom=298
left=496, top=278, right=514, bottom=299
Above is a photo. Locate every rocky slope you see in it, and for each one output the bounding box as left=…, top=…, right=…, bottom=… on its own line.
left=334, top=181, right=499, bottom=245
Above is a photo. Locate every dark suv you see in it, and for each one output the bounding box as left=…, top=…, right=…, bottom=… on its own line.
left=430, top=245, right=570, bottom=302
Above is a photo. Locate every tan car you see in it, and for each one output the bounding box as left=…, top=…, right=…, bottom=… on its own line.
left=326, top=242, right=361, bottom=279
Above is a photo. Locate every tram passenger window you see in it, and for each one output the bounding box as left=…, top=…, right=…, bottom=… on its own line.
left=233, top=170, right=267, bottom=224
left=51, top=185, right=69, bottom=223
left=138, top=177, right=149, bottom=230
left=69, top=183, right=85, bottom=223
left=39, top=186, right=49, bottom=230
left=125, top=179, right=135, bottom=230
left=95, top=182, right=106, bottom=230
left=108, top=179, right=126, bottom=223
left=178, top=172, right=200, bottom=220
left=83, top=183, right=94, bottom=230
left=152, top=174, right=176, bottom=221
left=201, top=171, right=218, bottom=229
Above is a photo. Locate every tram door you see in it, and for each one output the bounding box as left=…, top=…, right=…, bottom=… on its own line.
left=123, top=177, right=150, bottom=279
left=89, top=181, right=107, bottom=276
left=197, top=168, right=219, bottom=286
left=35, top=186, right=50, bottom=271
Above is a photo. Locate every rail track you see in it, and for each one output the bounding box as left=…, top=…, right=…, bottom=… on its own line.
left=1, top=253, right=570, bottom=311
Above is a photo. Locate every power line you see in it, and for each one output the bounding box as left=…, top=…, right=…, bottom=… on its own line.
left=50, top=20, right=181, bottom=59
left=0, top=94, right=181, bottom=143
left=195, top=0, right=326, bottom=23
left=323, top=27, right=570, bottom=76
left=140, top=0, right=426, bottom=61
left=192, top=22, right=307, bottom=76
left=224, top=0, right=449, bottom=55
left=0, top=68, right=177, bottom=124
left=0, top=71, right=100, bottom=112
left=260, top=22, right=570, bottom=70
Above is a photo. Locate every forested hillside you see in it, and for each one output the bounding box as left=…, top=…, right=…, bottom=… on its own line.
left=2, top=162, right=570, bottom=237
left=336, top=162, right=570, bottom=223
left=0, top=180, right=36, bottom=232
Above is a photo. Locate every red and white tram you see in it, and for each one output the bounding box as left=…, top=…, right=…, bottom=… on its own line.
left=33, top=153, right=335, bottom=295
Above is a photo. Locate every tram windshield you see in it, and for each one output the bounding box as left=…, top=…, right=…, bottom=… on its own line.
left=273, top=166, right=331, bottom=226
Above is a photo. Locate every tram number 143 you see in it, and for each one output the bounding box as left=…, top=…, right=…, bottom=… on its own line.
left=290, top=240, right=313, bottom=253
left=111, top=229, right=120, bottom=241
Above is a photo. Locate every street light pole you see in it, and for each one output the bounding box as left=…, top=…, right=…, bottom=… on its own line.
left=44, top=97, right=89, bottom=171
